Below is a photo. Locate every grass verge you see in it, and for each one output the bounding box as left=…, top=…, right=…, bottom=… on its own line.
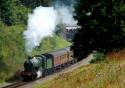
left=35, top=49, right=125, bottom=88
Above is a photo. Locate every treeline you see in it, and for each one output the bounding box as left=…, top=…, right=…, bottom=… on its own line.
left=0, top=0, right=52, bottom=25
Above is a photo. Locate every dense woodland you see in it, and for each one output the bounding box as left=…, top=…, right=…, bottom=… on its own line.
left=72, top=0, right=125, bottom=60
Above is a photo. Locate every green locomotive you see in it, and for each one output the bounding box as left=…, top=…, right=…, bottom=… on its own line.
left=21, top=47, right=77, bottom=81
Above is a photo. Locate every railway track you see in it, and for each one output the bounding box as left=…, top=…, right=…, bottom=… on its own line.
left=1, top=81, right=28, bottom=88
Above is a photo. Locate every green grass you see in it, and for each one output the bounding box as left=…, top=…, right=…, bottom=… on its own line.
left=35, top=55, right=125, bottom=88
left=32, top=35, right=71, bottom=55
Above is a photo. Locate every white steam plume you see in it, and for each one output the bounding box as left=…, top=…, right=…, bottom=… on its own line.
left=23, top=6, right=57, bottom=53
left=56, top=5, right=77, bottom=25
left=23, top=6, right=77, bottom=53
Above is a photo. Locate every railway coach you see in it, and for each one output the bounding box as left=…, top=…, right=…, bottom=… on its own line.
left=21, top=47, right=77, bottom=81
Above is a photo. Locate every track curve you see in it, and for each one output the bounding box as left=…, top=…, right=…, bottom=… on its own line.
left=1, top=54, right=93, bottom=88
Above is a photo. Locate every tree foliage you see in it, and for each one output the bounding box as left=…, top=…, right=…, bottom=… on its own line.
left=0, top=0, right=53, bottom=25
left=19, top=0, right=52, bottom=8
left=0, top=0, right=30, bottom=25
left=0, top=0, right=16, bottom=25
left=72, top=0, right=125, bottom=60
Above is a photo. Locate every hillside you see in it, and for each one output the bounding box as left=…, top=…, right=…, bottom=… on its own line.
left=35, top=50, right=125, bottom=88
left=0, top=22, right=70, bottom=83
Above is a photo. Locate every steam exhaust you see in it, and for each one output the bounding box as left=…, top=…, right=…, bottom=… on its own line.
left=23, top=2, right=77, bottom=54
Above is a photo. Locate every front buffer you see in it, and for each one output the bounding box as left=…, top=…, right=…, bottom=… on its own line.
left=21, top=71, right=37, bottom=81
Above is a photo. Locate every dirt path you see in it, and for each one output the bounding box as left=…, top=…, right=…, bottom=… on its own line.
left=19, top=54, right=93, bottom=88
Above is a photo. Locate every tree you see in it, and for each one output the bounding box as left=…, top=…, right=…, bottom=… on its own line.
left=0, top=0, right=30, bottom=25
left=0, top=0, right=17, bottom=25
left=71, top=0, right=125, bottom=60
left=19, top=0, right=52, bottom=8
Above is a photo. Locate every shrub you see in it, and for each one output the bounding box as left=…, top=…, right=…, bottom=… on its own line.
left=90, top=52, right=105, bottom=63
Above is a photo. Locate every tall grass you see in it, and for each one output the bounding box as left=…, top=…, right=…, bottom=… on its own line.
left=35, top=51, right=125, bottom=88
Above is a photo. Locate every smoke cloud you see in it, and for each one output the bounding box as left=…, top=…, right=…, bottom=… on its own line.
left=56, top=5, right=77, bottom=25
left=23, top=4, right=77, bottom=53
left=23, top=6, right=57, bottom=53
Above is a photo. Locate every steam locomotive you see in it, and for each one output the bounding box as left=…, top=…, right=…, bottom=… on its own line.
left=21, top=47, right=77, bottom=81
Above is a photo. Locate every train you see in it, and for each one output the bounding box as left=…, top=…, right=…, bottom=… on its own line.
left=21, top=47, right=77, bottom=81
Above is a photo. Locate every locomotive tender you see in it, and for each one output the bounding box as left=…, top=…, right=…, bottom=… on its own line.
left=21, top=47, right=77, bottom=81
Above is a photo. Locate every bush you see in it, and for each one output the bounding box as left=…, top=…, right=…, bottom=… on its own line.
left=90, top=52, right=105, bottom=63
